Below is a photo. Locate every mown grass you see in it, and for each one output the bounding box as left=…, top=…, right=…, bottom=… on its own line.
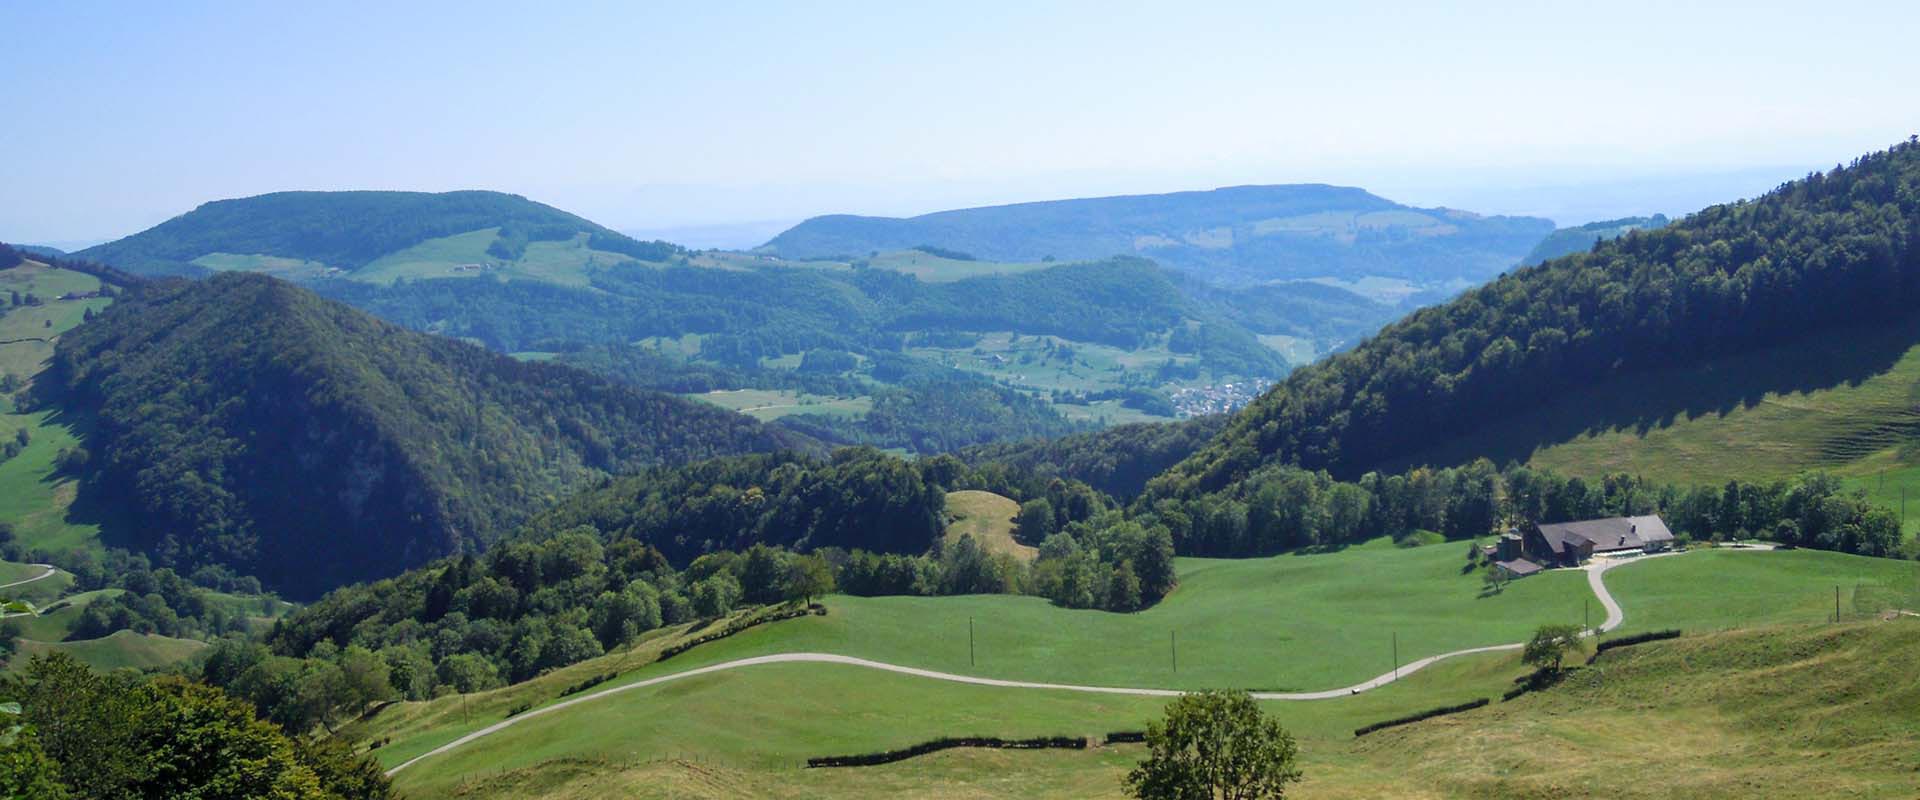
left=942, top=490, right=1034, bottom=561
left=628, top=538, right=1590, bottom=694
left=388, top=638, right=1529, bottom=798
left=1605, top=548, right=1920, bottom=634
left=394, top=618, right=1920, bottom=799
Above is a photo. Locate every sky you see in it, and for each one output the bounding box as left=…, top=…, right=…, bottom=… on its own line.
left=3, top=0, right=1917, bottom=247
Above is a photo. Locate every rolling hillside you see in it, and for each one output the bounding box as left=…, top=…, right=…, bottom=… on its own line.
left=41, top=272, right=806, bottom=597
left=760, top=184, right=1555, bottom=287
left=76, top=190, right=683, bottom=280
left=1153, top=140, right=1920, bottom=500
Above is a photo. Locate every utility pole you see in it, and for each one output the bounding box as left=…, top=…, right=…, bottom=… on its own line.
left=969, top=616, right=975, bottom=667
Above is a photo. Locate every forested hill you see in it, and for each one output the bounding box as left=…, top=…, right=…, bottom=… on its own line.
left=76, top=190, right=683, bottom=277
left=1150, top=139, right=1920, bottom=498
left=761, top=184, right=1554, bottom=286
left=1520, top=214, right=1670, bottom=266
left=43, top=272, right=807, bottom=597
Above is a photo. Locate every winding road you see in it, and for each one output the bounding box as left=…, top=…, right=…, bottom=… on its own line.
left=0, top=563, right=56, bottom=591
left=387, top=550, right=1685, bottom=776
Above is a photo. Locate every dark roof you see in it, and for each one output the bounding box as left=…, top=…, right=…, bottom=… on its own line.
left=1495, top=558, right=1543, bottom=576
left=1535, top=515, right=1674, bottom=554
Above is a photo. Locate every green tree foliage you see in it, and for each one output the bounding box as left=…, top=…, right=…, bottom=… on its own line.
left=958, top=415, right=1229, bottom=501
left=44, top=273, right=802, bottom=596
left=1146, top=459, right=1906, bottom=560
left=1523, top=624, right=1586, bottom=672
left=1156, top=141, right=1920, bottom=496
left=2, top=653, right=391, bottom=799
left=1126, top=689, right=1303, bottom=800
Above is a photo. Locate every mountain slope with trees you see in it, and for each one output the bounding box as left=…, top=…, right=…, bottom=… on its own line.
left=1520, top=214, right=1670, bottom=265
left=76, top=190, right=683, bottom=277
left=40, top=272, right=805, bottom=597
left=1152, top=139, right=1920, bottom=499
left=761, top=184, right=1554, bottom=286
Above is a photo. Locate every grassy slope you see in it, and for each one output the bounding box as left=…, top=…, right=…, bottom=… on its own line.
left=641, top=538, right=1590, bottom=694
left=387, top=636, right=1524, bottom=799
left=394, top=605, right=1920, bottom=799
left=941, top=490, right=1034, bottom=561
left=1345, top=621, right=1920, bottom=799
left=350, top=228, right=649, bottom=287
left=686, top=389, right=873, bottom=422
left=372, top=546, right=1920, bottom=798
left=1391, top=312, right=1920, bottom=535
left=1606, top=548, right=1920, bottom=633
left=0, top=262, right=114, bottom=555
left=10, top=629, right=206, bottom=671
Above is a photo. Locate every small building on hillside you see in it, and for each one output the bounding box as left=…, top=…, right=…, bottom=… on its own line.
left=1524, top=515, right=1674, bottom=568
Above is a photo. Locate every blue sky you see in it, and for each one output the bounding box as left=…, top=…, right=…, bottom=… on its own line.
left=3, top=0, right=1916, bottom=245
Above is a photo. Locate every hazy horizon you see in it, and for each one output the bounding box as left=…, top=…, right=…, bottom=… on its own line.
left=4, top=1, right=1915, bottom=245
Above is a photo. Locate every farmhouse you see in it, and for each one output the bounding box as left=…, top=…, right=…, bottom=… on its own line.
left=1490, top=515, right=1674, bottom=577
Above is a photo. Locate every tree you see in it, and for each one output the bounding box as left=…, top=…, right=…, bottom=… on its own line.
left=1016, top=498, right=1057, bottom=543
left=1126, top=689, right=1302, bottom=800
left=783, top=553, right=835, bottom=606
left=1522, top=624, right=1584, bottom=672
left=691, top=573, right=742, bottom=619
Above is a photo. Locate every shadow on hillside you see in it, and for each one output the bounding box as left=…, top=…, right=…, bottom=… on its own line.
left=28, top=395, right=146, bottom=556
left=1387, top=312, right=1920, bottom=472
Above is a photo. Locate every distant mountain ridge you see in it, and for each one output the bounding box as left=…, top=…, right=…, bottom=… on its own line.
left=77, top=190, right=683, bottom=278
left=761, top=184, right=1555, bottom=286
left=45, top=272, right=806, bottom=597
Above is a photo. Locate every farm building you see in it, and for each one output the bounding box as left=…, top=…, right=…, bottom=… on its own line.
left=1491, top=515, right=1674, bottom=577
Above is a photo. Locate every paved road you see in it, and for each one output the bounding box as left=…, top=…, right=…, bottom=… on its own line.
left=0, top=564, right=55, bottom=590
left=385, top=548, right=1702, bottom=776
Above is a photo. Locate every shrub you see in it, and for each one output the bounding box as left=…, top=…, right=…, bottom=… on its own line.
left=1353, top=698, right=1489, bottom=737
left=807, top=735, right=1085, bottom=768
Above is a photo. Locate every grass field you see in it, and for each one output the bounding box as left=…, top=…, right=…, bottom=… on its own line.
left=942, top=491, right=1034, bottom=561
left=864, top=251, right=1053, bottom=282
left=0, top=404, right=104, bottom=554
left=1605, top=548, right=1920, bottom=634
left=382, top=625, right=1528, bottom=798
left=369, top=544, right=1920, bottom=793
left=1344, top=621, right=1920, bottom=799
left=7, top=587, right=120, bottom=641
left=350, top=228, right=652, bottom=287
left=685, top=388, right=873, bottom=422
left=9, top=629, right=206, bottom=671
left=0, top=262, right=112, bottom=380
left=392, top=620, right=1920, bottom=799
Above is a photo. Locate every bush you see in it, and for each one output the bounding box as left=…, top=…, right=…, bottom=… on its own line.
left=1352, top=698, right=1489, bottom=737
left=807, top=735, right=1084, bottom=768
left=1593, top=629, right=1681, bottom=658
